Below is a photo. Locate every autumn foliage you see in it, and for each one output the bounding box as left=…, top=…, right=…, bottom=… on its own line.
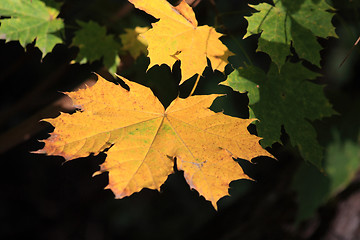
left=1, top=0, right=345, bottom=214
left=26, top=0, right=274, bottom=208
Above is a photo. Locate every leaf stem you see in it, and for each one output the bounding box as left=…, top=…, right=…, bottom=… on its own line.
left=189, top=74, right=201, bottom=97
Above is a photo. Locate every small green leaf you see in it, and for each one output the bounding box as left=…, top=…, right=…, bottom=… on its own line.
left=72, top=21, right=121, bottom=74
left=0, top=0, right=64, bottom=58
left=326, top=131, right=360, bottom=195
left=245, top=0, right=336, bottom=68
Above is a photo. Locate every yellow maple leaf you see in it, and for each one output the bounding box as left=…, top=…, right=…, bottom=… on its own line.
left=120, top=26, right=149, bottom=59
left=128, top=0, right=234, bottom=84
left=37, top=75, right=271, bottom=209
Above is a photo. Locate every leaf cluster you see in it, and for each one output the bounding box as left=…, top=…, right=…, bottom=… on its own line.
left=1, top=0, right=358, bottom=222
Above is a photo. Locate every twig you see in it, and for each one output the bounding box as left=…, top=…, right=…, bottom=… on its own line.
left=339, top=36, right=360, bottom=68
left=0, top=79, right=96, bottom=154
left=0, top=63, right=69, bottom=128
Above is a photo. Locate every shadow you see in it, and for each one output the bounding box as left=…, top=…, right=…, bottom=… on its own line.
left=281, top=0, right=305, bottom=14
left=291, top=18, right=322, bottom=67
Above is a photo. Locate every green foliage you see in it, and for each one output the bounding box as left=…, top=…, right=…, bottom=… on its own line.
left=72, top=21, right=121, bottom=74
left=292, top=128, right=360, bottom=223
left=222, top=0, right=338, bottom=170
left=222, top=63, right=335, bottom=168
left=245, top=0, right=336, bottom=68
left=0, top=0, right=64, bottom=57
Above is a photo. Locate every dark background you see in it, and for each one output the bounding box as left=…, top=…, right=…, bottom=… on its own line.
left=0, top=0, right=359, bottom=239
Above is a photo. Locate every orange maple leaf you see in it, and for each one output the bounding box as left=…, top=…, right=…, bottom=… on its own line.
left=129, top=0, right=234, bottom=84
left=37, top=75, right=271, bottom=209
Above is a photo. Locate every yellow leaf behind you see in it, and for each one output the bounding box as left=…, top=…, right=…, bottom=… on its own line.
left=129, top=0, right=234, bottom=84
left=120, top=26, right=149, bottom=59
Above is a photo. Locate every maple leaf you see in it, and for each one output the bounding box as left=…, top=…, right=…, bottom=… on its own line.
left=72, top=21, right=121, bottom=74
left=0, top=0, right=64, bottom=58
left=221, top=63, right=335, bottom=168
left=36, top=74, right=271, bottom=208
left=245, top=0, right=336, bottom=68
left=128, top=0, right=234, bottom=84
left=120, top=26, right=149, bottom=59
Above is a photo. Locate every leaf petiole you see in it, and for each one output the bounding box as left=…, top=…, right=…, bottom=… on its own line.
left=189, top=74, right=201, bottom=97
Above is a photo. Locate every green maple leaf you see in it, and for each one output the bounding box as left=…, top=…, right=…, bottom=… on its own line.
left=221, top=62, right=335, bottom=168
left=0, top=0, right=64, bottom=58
left=245, top=0, right=336, bottom=68
left=72, top=21, right=121, bottom=74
